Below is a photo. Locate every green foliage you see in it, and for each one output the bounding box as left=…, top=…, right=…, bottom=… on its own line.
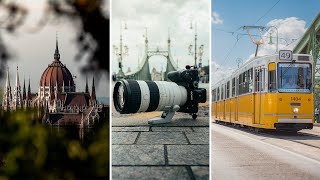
left=0, top=108, right=109, bottom=179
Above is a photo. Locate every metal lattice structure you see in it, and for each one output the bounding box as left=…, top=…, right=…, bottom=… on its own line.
left=124, top=35, right=178, bottom=81
left=293, top=13, right=320, bottom=107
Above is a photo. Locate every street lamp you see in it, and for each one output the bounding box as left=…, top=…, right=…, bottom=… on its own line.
left=189, top=21, right=204, bottom=68
left=236, top=58, right=243, bottom=68
left=267, top=26, right=279, bottom=53
left=113, top=20, right=128, bottom=79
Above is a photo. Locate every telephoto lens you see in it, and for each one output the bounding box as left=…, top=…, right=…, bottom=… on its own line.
left=113, top=80, right=188, bottom=114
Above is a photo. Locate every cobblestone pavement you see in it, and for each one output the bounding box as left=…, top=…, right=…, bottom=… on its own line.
left=112, top=105, right=209, bottom=180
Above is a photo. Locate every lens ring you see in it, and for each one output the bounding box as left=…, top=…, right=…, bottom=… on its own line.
left=113, top=80, right=142, bottom=114
left=113, top=81, right=128, bottom=113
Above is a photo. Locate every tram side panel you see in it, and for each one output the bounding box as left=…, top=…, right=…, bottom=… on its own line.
left=217, top=100, right=222, bottom=121
left=237, top=94, right=254, bottom=126
left=262, top=93, right=277, bottom=129
left=225, top=98, right=231, bottom=122
left=212, top=102, right=217, bottom=121
left=230, top=97, right=237, bottom=123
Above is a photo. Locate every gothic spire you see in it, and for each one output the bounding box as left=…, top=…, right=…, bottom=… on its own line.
left=13, top=65, right=22, bottom=108
left=54, top=32, right=60, bottom=61
left=5, top=67, right=10, bottom=89
left=2, top=68, right=12, bottom=109
left=85, top=75, right=89, bottom=93
left=91, top=76, right=96, bottom=101
left=15, top=66, right=20, bottom=88
left=27, top=76, right=32, bottom=100
left=23, top=77, right=26, bottom=100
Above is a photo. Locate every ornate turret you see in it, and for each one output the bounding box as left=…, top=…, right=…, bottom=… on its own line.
left=2, top=68, right=12, bottom=110
left=12, top=66, right=22, bottom=109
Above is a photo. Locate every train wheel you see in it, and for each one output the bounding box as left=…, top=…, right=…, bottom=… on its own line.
left=192, top=114, right=197, bottom=119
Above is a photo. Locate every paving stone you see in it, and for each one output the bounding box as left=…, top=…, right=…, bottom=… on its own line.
left=113, top=126, right=150, bottom=132
left=113, top=116, right=209, bottom=127
left=112, top=166, right=191, bottom=180
left=192, top=127, right=210, bottom=133
left=152, top=127, right=193, bottom=132
left=185, top=132, right=209, bottom=144
left=112, top=145, right=165, bottom=165
left=191, top=166, right=209, bottom=180
left=112, top=132, right=139, bottom=144
left=137, top=132, right=188, bottom=145
left=167, top=145, right=209, bottom=165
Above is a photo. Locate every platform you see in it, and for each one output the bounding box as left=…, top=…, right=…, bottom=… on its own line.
left=112, top=105, right=209, bottom=179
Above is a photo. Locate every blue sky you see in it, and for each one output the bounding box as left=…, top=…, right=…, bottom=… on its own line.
left=212, top=0, right=320, bottom=79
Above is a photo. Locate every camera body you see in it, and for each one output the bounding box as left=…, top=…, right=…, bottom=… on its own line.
left=167, top=67, right=206, bottom=114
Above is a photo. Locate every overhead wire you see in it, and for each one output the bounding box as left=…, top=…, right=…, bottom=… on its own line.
left=219, top=0, right=281, bottom=66
left=254, top=0, right=281, bottom=25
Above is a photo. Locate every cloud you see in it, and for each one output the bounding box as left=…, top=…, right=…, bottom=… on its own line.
left=112, top=0, right=210, bottom=74
left=212, top=12, right=223, bottom=25
left=211, top=60, right=234, bottom=86
left=212, top=17, right=307, bottom=86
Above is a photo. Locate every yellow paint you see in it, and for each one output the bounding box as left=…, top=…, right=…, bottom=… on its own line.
left=268, top=62, right=276, bottom=71
left=212, top=93, right=314, bottom=129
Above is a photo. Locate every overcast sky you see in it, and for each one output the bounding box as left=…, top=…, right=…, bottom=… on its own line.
left=112, top=0, right=210, bottom=74
left=212, top=0, right=320, bottom=85
left=0, top=0, right=109, bottom=98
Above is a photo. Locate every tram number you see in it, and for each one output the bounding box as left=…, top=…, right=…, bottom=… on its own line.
left=279, top=50, right=292, bottom=60
left=291, top=97, right=301, bottom=101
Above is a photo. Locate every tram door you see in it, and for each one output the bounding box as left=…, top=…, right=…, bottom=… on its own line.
left=254, top=67, right=265, bottom=124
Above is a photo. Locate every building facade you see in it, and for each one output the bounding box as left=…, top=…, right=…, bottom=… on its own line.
left=2, top=38, right=100, bottom=127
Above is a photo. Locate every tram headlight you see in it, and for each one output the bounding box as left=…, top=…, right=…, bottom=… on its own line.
left=293, top=107, right=299, bottom=114
left=113, top=67, right=206, bottom=116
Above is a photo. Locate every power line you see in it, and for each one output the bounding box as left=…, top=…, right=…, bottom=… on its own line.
left=219, top=0, right=281, bottom=65
left=254, top=0, right=281, bottom=25
left=213, top=27, right=298, bottom=43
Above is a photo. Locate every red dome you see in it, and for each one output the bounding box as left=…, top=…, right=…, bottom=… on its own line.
left=40, top=60, right=75, bottom=87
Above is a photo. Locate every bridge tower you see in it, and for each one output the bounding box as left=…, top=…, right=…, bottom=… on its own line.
left=125, top=29, right=178, bottom=81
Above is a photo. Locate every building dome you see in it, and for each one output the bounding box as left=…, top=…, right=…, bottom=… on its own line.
left=40, top=60, right=74, bottom=87
left=39, top=39, right=75, bottom=88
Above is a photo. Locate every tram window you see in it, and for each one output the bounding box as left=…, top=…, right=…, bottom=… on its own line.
left=221, top=85, right=224, bottom=100
left=261, top=69, right=265, bottom=91
left=255, top=69, right=259, bottom=92
left=217, top=87, right=220, bottom=101
left=239, top=73, right=244, bottom=95
left=212, top=89, right=216, bottom=102
left=238, top=74, right=241, bottom=95
left=248, top=68, right=253, bottom=93
left=232, top=78, right=235, bottom=97
left=269, top=70, right=276, bottom=92
left=226, top=81, right=230, bottom=98
left=255, top=68, right=265, bottom=92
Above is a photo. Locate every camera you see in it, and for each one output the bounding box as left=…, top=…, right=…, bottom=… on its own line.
left=113, top=65, right=206, bottom=124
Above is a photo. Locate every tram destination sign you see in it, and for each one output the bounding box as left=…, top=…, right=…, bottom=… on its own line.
left=279, top=50, right=293, bottom=61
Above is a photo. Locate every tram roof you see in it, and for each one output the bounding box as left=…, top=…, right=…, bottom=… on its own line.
left=213, top=53, right=312, bottom=88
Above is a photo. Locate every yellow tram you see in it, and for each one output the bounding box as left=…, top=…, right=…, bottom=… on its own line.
left=212, top=51, right=314, bottom=131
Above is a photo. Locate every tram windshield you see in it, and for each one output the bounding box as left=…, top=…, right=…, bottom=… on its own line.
left=277, top=63, right=312, bottom=93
